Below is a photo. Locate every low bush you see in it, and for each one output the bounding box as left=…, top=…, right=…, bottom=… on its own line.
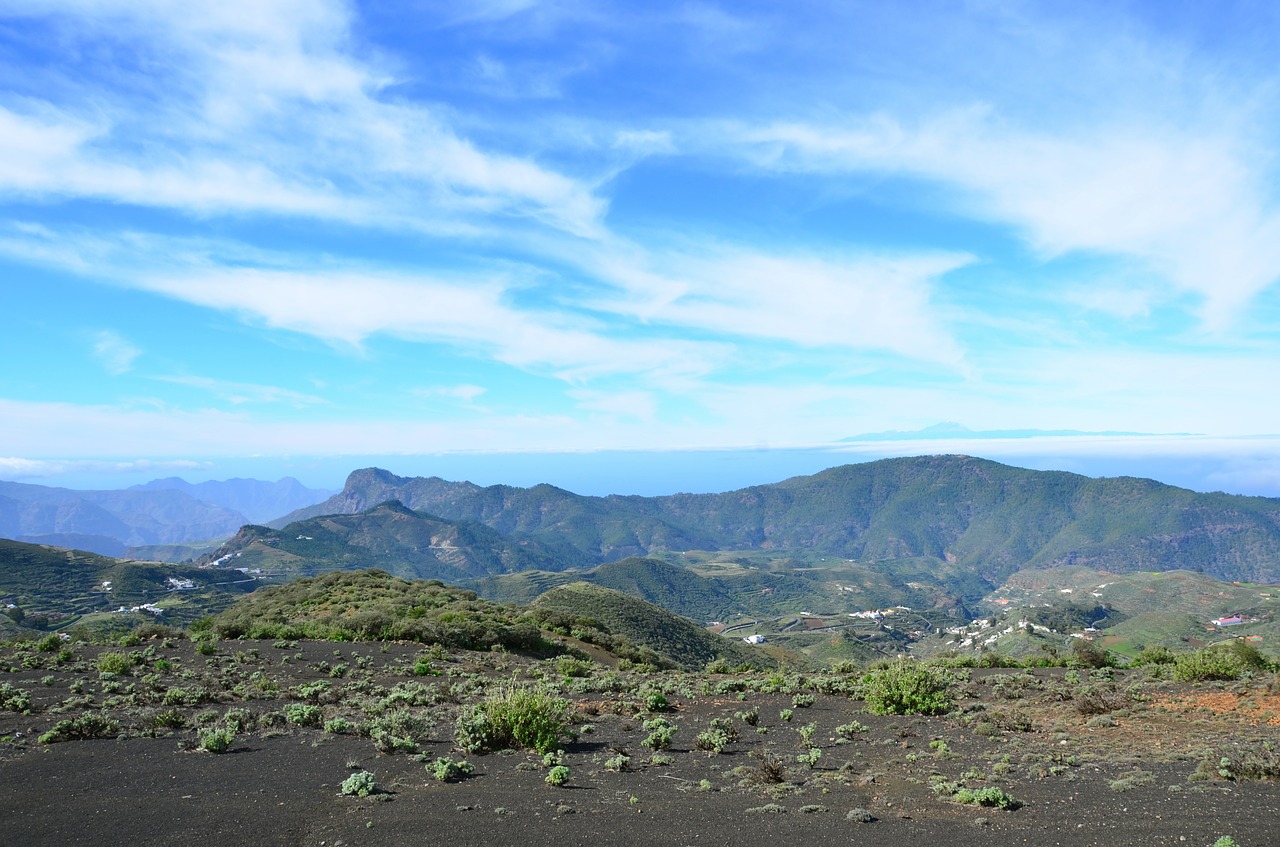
left=0, top=683, right=31, bottom=713
left=933, top=780, right=1021, bottom=809
left=340, top=771, right=378, bottom=796
left=1174, top=649, right=1244, bottom=682
left=38, top=713, right=119, bottom=743
left=835, top=720, right=868, bottom=739
left=96, top=652, right=133, bottom=676
left=198, top=727, right=234, bottom=753
left=284, top=704, right=323, bottom=726
left=953, top=786, right=1021, bottom=809
left=454, top=685, right=571, bottom=755
left=1133, top=645, right=1176, bottom=666
left=429, top=757, right=476, bottom=782
left=862, top=659, right=954, bottom=716
left=369, top=709, right=430, bottom=755
left=641, top=717, right=676, bottom=751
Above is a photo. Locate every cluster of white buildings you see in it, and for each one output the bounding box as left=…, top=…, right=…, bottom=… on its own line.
left=114, top=603, right=165, bottom=616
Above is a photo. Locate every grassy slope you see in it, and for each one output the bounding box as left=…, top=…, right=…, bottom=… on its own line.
left=206, top=501, right=588, bottom=582
left=531, top=582, right=773, bottom=670
left=0, top=538, right=253, bottom=630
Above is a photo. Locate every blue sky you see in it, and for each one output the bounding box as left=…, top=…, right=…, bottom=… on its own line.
left=3, top=0, right=1280, bottom=495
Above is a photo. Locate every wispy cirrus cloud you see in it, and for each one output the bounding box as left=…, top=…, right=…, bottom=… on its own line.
left=412, top=384, right=489, bottom=404
left=581, top=241, right=971, bottom=368
left=0, top=222, right=732, bottom=386
left=711, top=103, right=1280, bottom=330
left=151, top=375, right=327, bottom=407
left=90, top=330, right=141, bottom=375
left=0, top=0, right=606, bottom=236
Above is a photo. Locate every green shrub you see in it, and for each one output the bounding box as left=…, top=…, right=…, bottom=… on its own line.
left=162, top=687, right=210, bottom=707
left=323, top=717, right=351, bottom=734
left=694, top=718, right=738, bottom=754
left=198, top=727, right=234, bottom=753
left=222, top=708, right=254, bottom=732
left=835, top=720, right=868, bottom=738
left=454, top=685, right=571, bottom=755
left=412, top=659, right=441, bottom=677
left=291, top=680, right=331, bottom=702
left=1174, top=649, right=1244, bottom=682
left=641, top=717, right=676, bottom=751
left=555, top=656, right=594, bottom=679
left=1133, top=645, right=1176, bottom=666
left=96, top=652, right=132, bottom=675
left=953, top=786, right=1020, bottom=809
left=1227, top=640, right=1271, bottom=671
left=862, top=659, right=954, bottom=716
left=429, top=757, right=476, bottom=782
left=604, top=753, right=630, bottom=772
left=797, top=721, right=817, bottom=747
left=1068, top=639, right=1113, bottom=669
left=340, top=771, right=378, bottom=796
left=545, top=765, right=570, bottom=786
left=152, top=709, right=186, bottom=729
left=704, top=658, right=732, bottom=674
left=368, top=709, right=429, bottom=754
left=284, top=704, right=323, bottom=726
left=38, top=713, right=119, bottom=743
left=0, top=683, right=32, bottom=713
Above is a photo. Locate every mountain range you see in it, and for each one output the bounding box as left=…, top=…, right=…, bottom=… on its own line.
left=0, top=477, right=331, bottom=557
left=271, top=456, right=1280, bottom=587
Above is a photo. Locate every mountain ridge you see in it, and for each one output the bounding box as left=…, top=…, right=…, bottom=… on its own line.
left=270, top=455, right=1280, bottom=586
left=0, top=476, right=332, bottom=558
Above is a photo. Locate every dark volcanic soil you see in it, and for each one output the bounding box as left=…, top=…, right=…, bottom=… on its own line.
left=1, top=639, right=1278, bottom=847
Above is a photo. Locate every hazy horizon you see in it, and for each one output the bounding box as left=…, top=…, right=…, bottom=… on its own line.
left=6, top=441, right=1280, bottom=501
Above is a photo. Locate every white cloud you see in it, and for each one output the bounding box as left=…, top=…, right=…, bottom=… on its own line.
left=568, top=388, right=658, bottom=422
left=719, top=108, right=1280, bottom=328
left=583, top=242, right=970, bottom=367
left=412, top=384, right=489, bottom=404
left=91, top=330, right=141, bottom=375
left=0, top=1, right=606, bottom=236
left=1062, top=285, right=1158, bottom=320
left=152, top=375, right=327, bottom=407
left=0, top=223, right=731, bottom=386
left=0, top=455, right=203, bottom=480
left=132, top=266, right=727, bottom=384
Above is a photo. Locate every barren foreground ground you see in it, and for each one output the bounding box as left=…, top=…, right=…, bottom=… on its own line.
left=2, top=638, right=1277, bottom=847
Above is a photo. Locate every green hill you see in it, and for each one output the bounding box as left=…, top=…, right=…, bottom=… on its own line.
left=208, top=569, right=729, bottom=669
left=531, top=582, right=772, bottom=670
left=475, top=557, right=737, bottom=621
left=203, top=500, right=587, bottom=582
left=209, top=569, right=553, bottom=651
left=0, top=538, right=254, bottom=634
